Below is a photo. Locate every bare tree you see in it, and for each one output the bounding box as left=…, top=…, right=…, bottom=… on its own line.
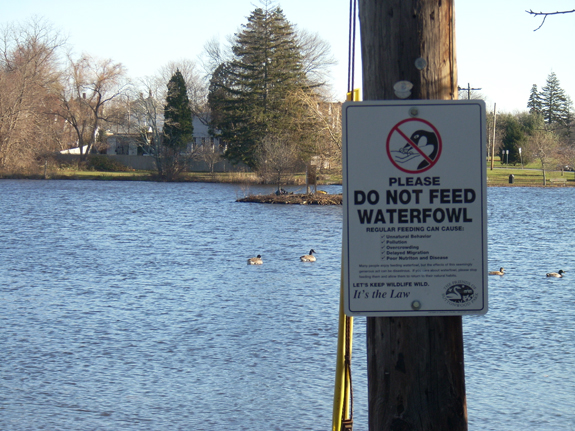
left=525, top=130, right=560, bottom=185
left=131, top=78, right=172, bottom=177
left=526, top=9, right=575, bottom=31
left=131, top=77, right=164, bottom=158
left=557, top=144, right=575, bottom=179
left=103, top=92, right=139, bottom=135
left=297, top=29, right=337, bottom=90
left=56, top=54, right=128, bottom=163
left=0, top=18, right=65, bottom=172
left=196, top=142, right=222, bottom=177
left=200, top=36, right=235, bottom=78
left=199, top=37, right=235, bottom=128
left=255, top=134, right=298, bottom=192
left=283, top=88, right=342, bottom=168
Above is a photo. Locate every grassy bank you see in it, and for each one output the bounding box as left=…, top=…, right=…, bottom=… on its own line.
left=2, top=168, right=343, bottom=185
left=62, top=167, right=575, bottom=187
left=485, top=167, right=574, bottom=187
left=2, top=165, right=573, bottom=187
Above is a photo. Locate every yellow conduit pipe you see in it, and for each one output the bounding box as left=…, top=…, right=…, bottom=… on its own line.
left=333, top=89, right=359, bottom=431
left=332, top=257, right=353, bottom=431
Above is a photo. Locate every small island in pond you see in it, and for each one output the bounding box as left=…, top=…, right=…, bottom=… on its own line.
left=237, top=192, right=342, bottom=205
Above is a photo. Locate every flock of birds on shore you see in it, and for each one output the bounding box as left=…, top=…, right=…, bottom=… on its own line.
left=489, top=267, right=567, bottom=278
left=248, top=249, right=316, bottom=265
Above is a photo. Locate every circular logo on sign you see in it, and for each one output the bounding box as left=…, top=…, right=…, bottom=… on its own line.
left=386, top=118, right=442, bottom=173
left=442, top=281, right=478, bottom=307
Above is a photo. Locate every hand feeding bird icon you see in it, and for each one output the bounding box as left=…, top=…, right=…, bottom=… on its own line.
left=386, top=118, right=442, bottom=173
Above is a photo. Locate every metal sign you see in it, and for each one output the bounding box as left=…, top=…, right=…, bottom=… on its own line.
left=343, top=100, right=488, bottom=316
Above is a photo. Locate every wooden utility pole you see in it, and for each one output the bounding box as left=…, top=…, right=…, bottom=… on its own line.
left=491, top=103, right=497, bottom=170
left=358, top=1, right=468, bottom=430
left=458, top=83, right=482, bottom=100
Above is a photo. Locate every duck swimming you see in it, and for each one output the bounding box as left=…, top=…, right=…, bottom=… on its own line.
left=489, top=267, right=505, bottom=276
left=300, top=249, right=317, bottom=262
left=546, top=270, right=566, bottom=278
left=247, top=255, right=263, bottom=265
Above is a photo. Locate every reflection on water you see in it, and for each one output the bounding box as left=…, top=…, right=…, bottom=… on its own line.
left=1, top=181, right=574, bottom=430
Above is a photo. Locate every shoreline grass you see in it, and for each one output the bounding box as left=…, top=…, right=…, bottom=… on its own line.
left=485, top=166, right=574, bottom=187
left=1, top=165, right=573, bottom=187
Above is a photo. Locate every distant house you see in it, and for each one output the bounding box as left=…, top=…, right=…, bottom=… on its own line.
left=103, top=117, right=223, bottom=156
left=190, top=117, right=224, bottom=153
left=60, top=145, right=90, bottom=155
left=106, top=134, right=140, bottom=155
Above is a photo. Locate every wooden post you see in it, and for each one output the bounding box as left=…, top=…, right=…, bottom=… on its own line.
left=307, top=163, right=317, bottom=194
left=358, top=1, right=468, bottom=430
left=491, top=104, right=497, bottom=170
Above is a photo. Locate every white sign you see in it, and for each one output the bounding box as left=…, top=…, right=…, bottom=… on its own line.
left=343, top=100, right=488, bottom=316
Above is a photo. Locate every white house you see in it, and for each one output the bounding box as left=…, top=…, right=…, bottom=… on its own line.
left=60, top=145, right=90, bottom=155
left=190, top=117, right=223, bottom=153
left=106, top=134, right=139, bottom=155
left=103, top=117, right=222, bottom=156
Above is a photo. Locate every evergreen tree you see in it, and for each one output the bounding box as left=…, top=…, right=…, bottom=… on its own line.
left=208, top=3, right=308, bottom=168
left=163, top=70, right=194, bottom=150
left=564, top=95, right=574, bottom=132
left=500, top=115, right=525, bottom=165
left=540, top=72, right=572, bottom=127
left=527, top=84, right=542, bottom=114
left=207, top=62, right=238, bottom=143
left=518, top=111, right=545, bottom=135
left=499, top=112, right=547, bottom=166
left=155, top=70, right=194, bottom=181
left=517, top=111, right=545, bottom=165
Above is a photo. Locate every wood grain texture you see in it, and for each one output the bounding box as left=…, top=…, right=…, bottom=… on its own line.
left=358, top=1, right=467, bottom=429
left=366, top=316, right=467, bottom=430
left=359, top=0, right=457, bottom=101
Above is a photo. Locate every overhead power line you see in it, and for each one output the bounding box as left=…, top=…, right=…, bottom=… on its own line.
left=458, top=83, right=481, bottom=100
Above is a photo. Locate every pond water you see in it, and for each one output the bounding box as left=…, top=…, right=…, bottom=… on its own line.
left=0, top=181, right=574, bottom=430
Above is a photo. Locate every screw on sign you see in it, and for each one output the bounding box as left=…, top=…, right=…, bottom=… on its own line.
left=386, top=118, right=442, bottom=174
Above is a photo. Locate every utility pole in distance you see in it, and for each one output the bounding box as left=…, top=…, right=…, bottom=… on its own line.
left=458, top=83, right=482, bottom=100
left=358, top=1, right=468, bottom=430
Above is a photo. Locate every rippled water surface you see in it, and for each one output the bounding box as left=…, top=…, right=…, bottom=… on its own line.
left=1, top=181, right=574, bottom=430
left=466, top=187, right=575, bottom=431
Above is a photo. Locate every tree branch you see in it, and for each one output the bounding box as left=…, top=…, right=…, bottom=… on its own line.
left=526, top=9, right=575, bottom=31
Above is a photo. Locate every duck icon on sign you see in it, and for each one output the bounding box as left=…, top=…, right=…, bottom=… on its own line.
left=386, top=118, right=442, bottom=173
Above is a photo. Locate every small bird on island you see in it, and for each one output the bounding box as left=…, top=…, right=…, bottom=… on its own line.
left=546, top=270, right=566, bottom=278
left=247, top=255, right=263, bottom=265
left=300, top=249, right=317, bottom=262
left=489, top=267, right=505, bottom=276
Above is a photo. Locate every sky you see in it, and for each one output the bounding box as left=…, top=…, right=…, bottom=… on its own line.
left=2, top=0, right=574, bottom=114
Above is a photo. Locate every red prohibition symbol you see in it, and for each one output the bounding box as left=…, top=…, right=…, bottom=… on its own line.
left=386, top=118, right=442, bottom=174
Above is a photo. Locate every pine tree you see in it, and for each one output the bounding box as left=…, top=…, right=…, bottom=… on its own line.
left=501, top=115, right=524, bottom=165
left=527, top=84, right=542, bottom=114
left=564, top=95, right=574, bottom=133
left=540, top=72, right=571, bottom=127
left=208, top=3, right=308, bottom=168
left=155, top=70, right=194, bottom=181
left=163, top=70, right=194, bottom=150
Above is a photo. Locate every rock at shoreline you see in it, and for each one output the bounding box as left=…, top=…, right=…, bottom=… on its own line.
left=237, top=193, right=342, bottom=205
